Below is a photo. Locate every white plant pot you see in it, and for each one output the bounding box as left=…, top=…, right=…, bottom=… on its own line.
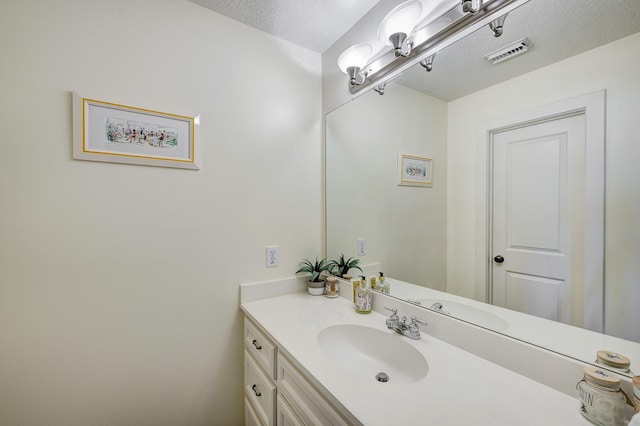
left=307, top=280, right=325, bottom=296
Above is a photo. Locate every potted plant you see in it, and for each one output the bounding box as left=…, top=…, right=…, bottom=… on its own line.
left=296, top=257, right=330, bottom=296
left=328, top=254, right=363, bottom=280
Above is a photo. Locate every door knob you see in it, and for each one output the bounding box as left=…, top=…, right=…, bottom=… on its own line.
left=494, top=255, right=504, bottom=263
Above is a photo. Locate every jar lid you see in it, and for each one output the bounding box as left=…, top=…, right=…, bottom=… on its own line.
left=326, top=276, right=338, bottom=283
left=596, top=350, right=631, bottom=369
left=583, top=367, right=621, bottom=389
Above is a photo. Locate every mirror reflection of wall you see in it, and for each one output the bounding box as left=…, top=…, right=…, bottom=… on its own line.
left=326, top=85, right=447, bottom=291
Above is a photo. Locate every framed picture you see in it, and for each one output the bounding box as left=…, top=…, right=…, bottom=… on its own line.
left=72, top=92, right=200, bottom=169
left=398, top=153, right=433, bottom=187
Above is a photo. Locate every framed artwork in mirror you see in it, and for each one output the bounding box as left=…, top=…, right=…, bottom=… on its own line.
left=398, top=153, right=432, bottom=187
left=72, top=92, right=200, bottom=169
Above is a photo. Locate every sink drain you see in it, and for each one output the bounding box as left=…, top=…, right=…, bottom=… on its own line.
left=376, top=372, right=389, bottom=383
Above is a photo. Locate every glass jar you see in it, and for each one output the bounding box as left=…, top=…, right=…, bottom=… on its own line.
left=324, top=276, right=339, bottom=298
left=577, top=367, right=627, bottom=426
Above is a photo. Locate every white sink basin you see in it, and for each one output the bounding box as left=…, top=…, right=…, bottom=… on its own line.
left=420, top=299, right=509, bottom=332
left=317, top=324, right=428, bottom=384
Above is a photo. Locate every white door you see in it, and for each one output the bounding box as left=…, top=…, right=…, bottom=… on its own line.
left=491, top=114, right=586, bottom=326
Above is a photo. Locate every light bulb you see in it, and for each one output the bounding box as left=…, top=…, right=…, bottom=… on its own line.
left=337, top=44, right=373, bottom=74
left=378, top=0, right=423, bottom=46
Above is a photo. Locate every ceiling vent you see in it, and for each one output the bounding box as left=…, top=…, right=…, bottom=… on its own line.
left=483, top=37, right=531, bottom=65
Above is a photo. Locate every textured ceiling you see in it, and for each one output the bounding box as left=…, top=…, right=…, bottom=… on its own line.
left=398, top=0, right=640, bottom=100
left=188, top=0, right=381, bottom=53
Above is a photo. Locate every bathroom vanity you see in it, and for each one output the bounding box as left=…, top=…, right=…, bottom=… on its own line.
left=240, top=278, right=591, bottom=425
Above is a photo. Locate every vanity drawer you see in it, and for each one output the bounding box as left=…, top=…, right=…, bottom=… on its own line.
left=245, top=319, right=277, bottom=380
left=277, top=353, right=350, bottom=426
left=245, top=350, right=276, bottom=426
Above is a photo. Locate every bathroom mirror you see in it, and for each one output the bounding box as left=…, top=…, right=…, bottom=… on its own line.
left=326, top=0, right=640, bottom=376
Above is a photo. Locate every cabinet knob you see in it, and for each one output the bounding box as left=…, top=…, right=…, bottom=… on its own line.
left=252, top=339, right=262, bottom=350
left=494, top=255, right=505, bottom=263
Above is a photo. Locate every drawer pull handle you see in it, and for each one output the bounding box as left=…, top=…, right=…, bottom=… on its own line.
left=252, top=384, right=261, bottom=397
left=252, top=339, right=262, bottom=350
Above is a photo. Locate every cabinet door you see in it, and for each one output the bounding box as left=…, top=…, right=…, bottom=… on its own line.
left=277, top=353, right=351, bottom=426
left=276, top=395, right=304, bottom=426
left=245, top=397, right=264, bottom=426
left=245, top=350, right=276, bottom=425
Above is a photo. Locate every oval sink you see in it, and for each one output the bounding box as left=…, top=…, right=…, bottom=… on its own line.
left=420, top=299, right=509, bottom=332
left=317, top=324, right=428, bottom=384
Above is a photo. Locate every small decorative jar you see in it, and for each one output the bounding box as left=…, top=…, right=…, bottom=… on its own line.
left=596, top=350, right=631, bottom=374
left=634, top=376, right=640, bottom=414
left=577, top=367, right=628, bottom=426
left=324, top=276, right=340, bottom=299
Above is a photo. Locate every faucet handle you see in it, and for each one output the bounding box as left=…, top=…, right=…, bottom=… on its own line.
left=384, top=306, right=398, bottom=318
left=410, top=316, right=428, bottom=326
left=384, top=307, right=399, bottom=328
left=407, top=316, right=427, bottom=340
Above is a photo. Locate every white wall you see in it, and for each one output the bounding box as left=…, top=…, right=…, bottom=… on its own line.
left=0, top=1, right=321, bottom=425
left=447, top=32, right=640, bottom=342
left=326, top=85, right=447, bottom=289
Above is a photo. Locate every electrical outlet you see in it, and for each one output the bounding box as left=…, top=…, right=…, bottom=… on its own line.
left=266, top=245, right=279, bottom=268
left=357, top=238, right=366, bottom=256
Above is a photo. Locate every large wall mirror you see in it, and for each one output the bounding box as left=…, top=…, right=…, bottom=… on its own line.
left=326, top=0, right=640, bottom=377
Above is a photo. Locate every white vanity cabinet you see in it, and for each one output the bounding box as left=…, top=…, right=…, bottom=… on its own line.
left=244, top=317, right=355, bottom=426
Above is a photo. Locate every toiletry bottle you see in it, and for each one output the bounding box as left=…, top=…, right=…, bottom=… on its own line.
left=352, top=277, right=362, bottom=304
left=355, top=275, right=373, bottom=314
left=379, top=272, right=390, bottom=294
left=370, top=275, right=377, bottom=290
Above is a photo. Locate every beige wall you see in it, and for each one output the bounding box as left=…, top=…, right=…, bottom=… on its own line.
left=0, top=1, right=321, bottom=425
left=447, top=32, right=640, bottom=342
left=326, top=85, right=447, bottom=289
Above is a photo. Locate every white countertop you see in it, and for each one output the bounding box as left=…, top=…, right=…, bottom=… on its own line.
left=241, top=292, right=589, bottom=426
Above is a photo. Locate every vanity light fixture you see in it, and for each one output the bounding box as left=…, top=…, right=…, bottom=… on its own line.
left=338, top=0, right=528, bottom=94
left=337, top=43, right=373, bottom=86
left=378, top=0, right=423, bottom=58
left=374, top=83, right=386, bottom=95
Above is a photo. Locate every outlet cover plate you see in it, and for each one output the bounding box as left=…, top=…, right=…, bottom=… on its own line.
left=266, top=245, right=279, bottom=268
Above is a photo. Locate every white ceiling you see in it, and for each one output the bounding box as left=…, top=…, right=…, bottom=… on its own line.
left=188, top=0, right=381, bottom=53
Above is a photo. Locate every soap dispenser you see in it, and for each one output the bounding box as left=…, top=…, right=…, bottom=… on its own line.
left=379, top=272, right=390, bottom=294
left=355, top=275, right=372, bottom=314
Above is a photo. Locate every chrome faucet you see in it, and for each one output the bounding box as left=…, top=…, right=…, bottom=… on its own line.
left=384, top=307, right=427, bottom=340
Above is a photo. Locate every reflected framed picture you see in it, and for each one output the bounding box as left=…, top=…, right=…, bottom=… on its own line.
left=398, top=153, right=433, bottom=187
left=72, top=92, right=200, bottom=169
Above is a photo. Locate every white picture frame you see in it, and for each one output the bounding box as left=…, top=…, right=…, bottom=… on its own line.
left=398, top=153, right=433, bottom=187
left=72, top=92, right=200, bottom=169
